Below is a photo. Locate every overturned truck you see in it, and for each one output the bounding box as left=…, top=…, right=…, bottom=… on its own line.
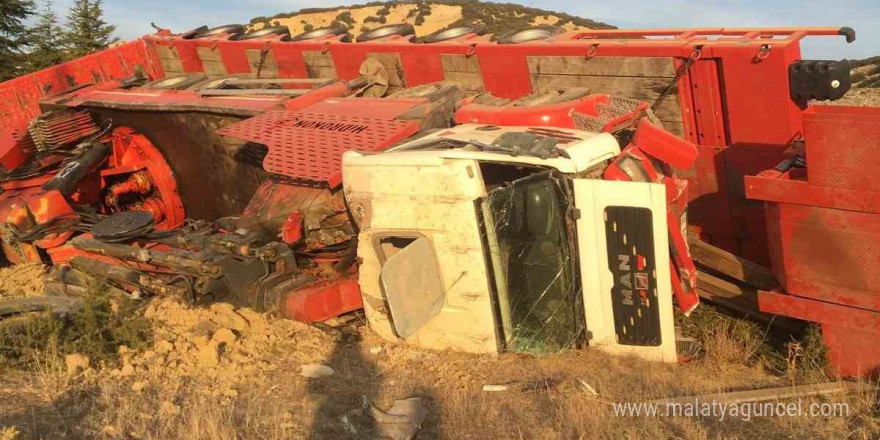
left=0, top=23, right=875, bottom=376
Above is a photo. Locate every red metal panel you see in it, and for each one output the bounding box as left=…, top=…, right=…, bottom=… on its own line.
left=5, top=76, right=43, bottom=123
left=95, top=48, right=129, bottom=79
left=804, top=105, right=880, bottom=191
left=216, top=41, right=258, bottom=75
left=759, top=291, right=880, bottom=377
left=271, top=45, right=310, bottom=79
left=399, top=51, right=447, bottom=85
left=687, top=59, right=726, bottom=147
left=765, top=202, right=880, bottom=295
left=720, top=44, right=804, bottom=146
left=217, top=98, right=423, bottom=186
left=475, top=48, right=533, bottom=98
left=281, top=276, right=363, bottom=323
left=722, top=143, right=788, bottom=265
left=746, top=174, right=880, bottom=214
left=821, top=324, right=880, bottom=378
left=117, top=40, right=160, bottom=79
left=169, top=40, right=204, bottom=73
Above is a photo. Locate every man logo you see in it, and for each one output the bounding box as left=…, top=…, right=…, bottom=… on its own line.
left=619, top=255, right=634, bottom=306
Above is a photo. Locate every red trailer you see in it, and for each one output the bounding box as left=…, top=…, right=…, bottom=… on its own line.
left=0, top=23, right=876, bottom=376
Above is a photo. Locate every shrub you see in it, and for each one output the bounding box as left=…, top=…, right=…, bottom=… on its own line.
left=0, top=289, right=152, bottom=369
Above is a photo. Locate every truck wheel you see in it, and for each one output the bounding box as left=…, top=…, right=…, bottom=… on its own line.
left=142, top=74, right=208, bottom=90
left=191, top=24, right=245, bottom=39
left=356, top=23, right=414, bottom=42
left=497, top=25, right=563, bottom=44
left=230, top=26, right=290, bottom=41
left=421, top=23, right=486, bottom=43
left=180, top=25, right=208, bottom=39
left=290, top=26, right=350, bottom=41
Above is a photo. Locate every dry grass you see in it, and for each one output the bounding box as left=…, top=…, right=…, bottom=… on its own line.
left=0, top=303, right=877, bottom=439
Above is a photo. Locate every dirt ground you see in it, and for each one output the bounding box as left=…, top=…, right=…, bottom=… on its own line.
left=0, top=291, right=877, bottom=439
left=0, top=265, right=45, bottom=299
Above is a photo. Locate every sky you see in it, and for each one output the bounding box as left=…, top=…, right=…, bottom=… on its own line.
left=45, top=0, right=879, bottom=59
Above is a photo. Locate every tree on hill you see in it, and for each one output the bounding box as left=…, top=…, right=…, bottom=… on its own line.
left=64, top=0, right=117, bottom=58
left=0, top=0, right=36, bottom=80
left=27, top=0, right=67, bottom=71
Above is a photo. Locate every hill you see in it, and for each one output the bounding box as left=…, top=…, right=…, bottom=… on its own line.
left=248, top=1, right=615, bottom=38
left=850, top=56, right=880, bottom=88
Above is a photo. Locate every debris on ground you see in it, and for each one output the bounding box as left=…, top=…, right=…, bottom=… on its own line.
left=578, top=379, right=599, bottom=396
left=300, top=363, right=335, bottom=378
left=648, top=381, right=869, bottom=405
left=108, top=298, right=333, bottom=399
left=482, top=384, right=509, bottom=392
left=366, top=396, right=428, bottom=440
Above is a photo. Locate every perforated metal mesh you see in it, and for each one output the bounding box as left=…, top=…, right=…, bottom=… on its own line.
left=218, top=103, right=421, bottom=186
left=572, top=96, right=644, bottom=133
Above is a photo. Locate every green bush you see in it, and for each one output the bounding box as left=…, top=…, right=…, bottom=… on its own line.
left=0, top=290, right=152, bottom=369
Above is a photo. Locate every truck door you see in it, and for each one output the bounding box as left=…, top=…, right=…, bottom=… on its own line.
left=572, top=179, right=677, bottom=362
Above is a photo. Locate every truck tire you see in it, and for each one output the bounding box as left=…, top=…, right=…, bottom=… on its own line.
left=180, top=25, right=208, bottom=39
left=497, top=25, right=563, bottom=44
left=290, top=26, right=350, bottom=41
left=421, top=23, right=486, bottom=43
left=230, top=26, right=291, bottom=41
left=191, top=24, right=245, bottom=39
left=356, top=23, right=414, bottom=42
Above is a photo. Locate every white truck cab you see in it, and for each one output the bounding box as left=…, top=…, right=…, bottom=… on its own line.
left=342, top=123, right=677, bottom=362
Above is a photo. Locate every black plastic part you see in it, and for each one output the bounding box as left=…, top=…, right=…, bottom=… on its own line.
left=604, top=206, right=661, bottom=347
left=789, top=60, right=852, bottom=102
left=180, top=25, right=208, bottom=39
left=191, top=24, right=245, bottom=39
left=91, top=211, right=156, bottom=242
left=421, top=23, right=487, bottom=43
left=356, top=23, right=415, bottom=42
left=42, top=142, right=112, bottom=197
left=229, top=26, right=290, bottom=41
left=838, top=26, right=856, bottom=43
left=497, top=25, right=563, bottom=44
left=290, top=25, right=349, bottom=41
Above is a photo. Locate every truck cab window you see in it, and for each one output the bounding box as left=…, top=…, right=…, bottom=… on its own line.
left=480, top=172, right=582, bottom=353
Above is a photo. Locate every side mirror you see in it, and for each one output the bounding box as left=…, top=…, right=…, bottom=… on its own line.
left=525, top=181, right=557, bottom=236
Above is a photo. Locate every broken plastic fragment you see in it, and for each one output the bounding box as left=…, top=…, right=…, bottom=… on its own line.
left=300, top=364, right=335, bottom=378
left=364, top=396, right=427, bottom=440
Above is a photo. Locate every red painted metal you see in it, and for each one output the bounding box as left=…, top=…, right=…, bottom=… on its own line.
left=105, top=127, right=186, bottom=229
left=118, top=27, right=840, bottom=261
left=0, top=128, right=32, bottom=171
left=281, top=211, right=303, bottom=245
left=604, top=119, right=701, bottom=314
left=632, top=117, right=699, bottom=169
left=456, top=94, right=603, bottom=128
left=217, top=98, right=424, bottom=186
left=759, top=291, right=880, bottom=377
left=0, top=25, right=874, bottom=373
left=280, top=276, right=363, bottom=323
left=0, top=40, right=158, bottom=135
left=747, top=105, right=880, bottom=377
